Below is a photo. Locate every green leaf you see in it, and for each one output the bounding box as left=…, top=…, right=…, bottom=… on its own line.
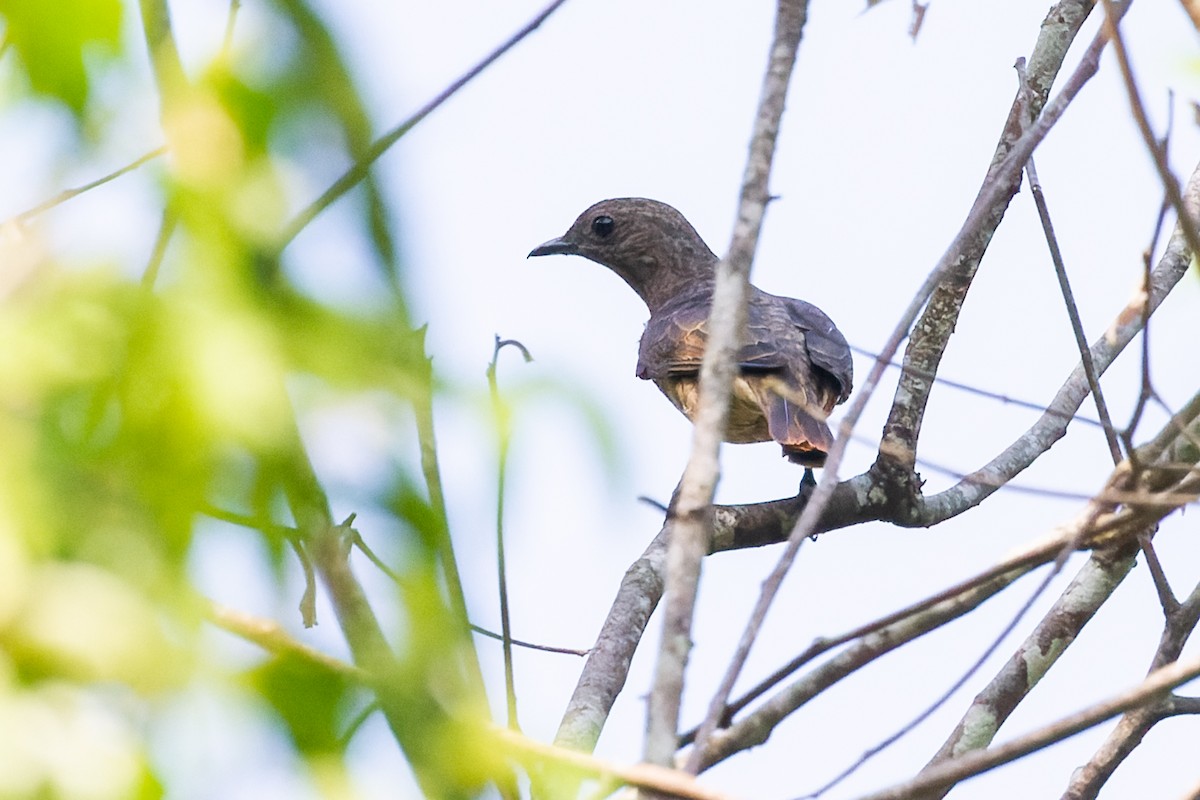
left=0, top=0, right=123, bottom=114
left=248, top=654, right=359, bottom=756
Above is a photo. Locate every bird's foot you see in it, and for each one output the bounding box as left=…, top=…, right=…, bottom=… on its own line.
left=799, top=467, right=817, bottom=496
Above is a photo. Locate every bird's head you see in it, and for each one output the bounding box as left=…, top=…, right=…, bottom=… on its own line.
left=528, top=198, right=718, bottom=310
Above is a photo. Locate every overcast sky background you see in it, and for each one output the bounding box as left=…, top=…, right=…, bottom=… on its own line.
left=4, top=1, right=1200, bottom=798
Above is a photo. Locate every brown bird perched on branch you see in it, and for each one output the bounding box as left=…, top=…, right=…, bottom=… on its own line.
left=528, top=198, right=853, bottom=467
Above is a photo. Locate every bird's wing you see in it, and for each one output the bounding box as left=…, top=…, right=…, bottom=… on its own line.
left=637, top=292, right=853, bottom=407
left=636, top=300, right=710, bottom=379
left=639, top=304, right=789, bottom=377
left=781, top=297, right=854, bottom=403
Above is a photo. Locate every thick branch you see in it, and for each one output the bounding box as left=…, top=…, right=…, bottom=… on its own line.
left=1062, top=574, right=1200, bottom=798
left=920, top=542, right=1139, bottom=789
left=555, top=527, right=669, bottom=751
left=919, top=161, right=1200, bottom=522
left=693, top=390, right=1200, bottom=773
left=875, top=0, right=1098, bottom=488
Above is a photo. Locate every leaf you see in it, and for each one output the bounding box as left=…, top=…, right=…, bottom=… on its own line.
left=248, top=654, right=359, bottom=756
left=0, top=0, right=122, bottom=114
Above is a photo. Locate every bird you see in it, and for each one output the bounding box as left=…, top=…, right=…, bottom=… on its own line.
left=528, top=197, right=853, bottom=468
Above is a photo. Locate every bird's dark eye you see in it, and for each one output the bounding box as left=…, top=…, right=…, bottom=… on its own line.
left=591, top=215, right=615, bottom=238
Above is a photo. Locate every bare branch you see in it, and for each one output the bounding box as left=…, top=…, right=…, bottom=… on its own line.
left=850, top=651, right=1200, bottom=800
left=660, top=0, right=811, bottom=770
left=489, top=336, right=536, bottom=731
left=1101, top=0, right=1200, bottom=265
left=1062, top=575, right=1200, bottom=798
left=848, top=342, right=1105, bottom=430
left=694, top=390, right=1200, bottom=773
left=706, top=157, right=1200, bottom=550
left=690, top=560, right=1037, bottom=773
left=277, top=0, right=570, bottom=250
left=8, top=148, right=166, bottom=228
left=555, top=526, right=669, bottom=751
left=497, top=727, right=739, bottom=800
left=1018, top=61, right=1123, bottom=465
left=875, top=0, right=1102, bottom=490
left=205, top=601, right=365, bottom=680
left=918, top=542, right=1140, bottom=796
left=692, top=7, right=1125, bottom=745
left=918, top=161, right=1200, bottom=523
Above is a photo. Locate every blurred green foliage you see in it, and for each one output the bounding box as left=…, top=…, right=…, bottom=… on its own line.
left=0, top=1, right=498, bottom=797
left=0, top=0, right=122, bottom=113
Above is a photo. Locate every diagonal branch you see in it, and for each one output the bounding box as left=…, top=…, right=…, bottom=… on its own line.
left=276, top=0, right=570, bottom=250
left=205, top=600, right=366, bottom=680
left=693, top=389, right=1200, bottom=773
left=874, top=0, right=1103, bottom=492
left=649, top=0, right=811, bottom=769
left=851, top=651, right=1200, bottom=800
left=689, top=4, right=1124, bottom=758
left=918, top=159, right=1200, bottom=523
left=555, top=527, right=670, bottom=752
left=917, top=542, right=1140, bottom=797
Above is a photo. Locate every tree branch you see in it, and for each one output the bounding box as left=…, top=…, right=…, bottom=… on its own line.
left=276, top=0, right=570, bottom=250
left=1062, top=574, right=1200, bottom=798
left=692, top=389, right=1200, bottom=773
left=875, top=0, right=1101, bottom=493
left=497, top=727, right=739, bottom=800
left=650, top=0, right=811, bottom=770
left=555, top=526, right=670, bottom=752
left=850, top=651, right=1200, bottom=800
left=689, top=7, right=1123, bottom=755
left=205, top=600, right=365, bottom=680
left=917, top=541, right=1140, bottom=797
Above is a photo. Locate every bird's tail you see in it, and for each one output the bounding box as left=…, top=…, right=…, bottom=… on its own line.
left=762, top=381, right=835, bottom=467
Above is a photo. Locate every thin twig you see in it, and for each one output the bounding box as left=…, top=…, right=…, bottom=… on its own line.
left=221, top=0, right=241, bottom=55
left=919, top=156, right=1200, bottom=522
left=205, top=600, right=365, bottom=679
left=470, top=624, right=589, bottom=657
left=691, top=3, right=1115, bottom=765
left=916, top=543, right=1140, bottom=798
left=277, top=0, right=570, bottom=249
left=852, top=652, right=1200, bottom=800
left=489, top=335, right=535, bottom=731
left=1138, top=529, right=1179, bottom=615
left=680, top=553, right=1047, bottom=747
left=847, top=343, right=1104, bottom=429
left=692, top=395, right=1200, bottom=771
left=665, top=0, right=810, bottom=771
left=8, top=147, right=167, bottom=227
left=806, top=561, right=1067, bottom=797
left=497, top=727, right=739, bottom=800
left=1018, top=58, right=1123, bottom=465
left=1063, top=577, right=1200, bottom=796
left=1101, top=0, right=1200, bottom=264
left=141, top=208, right=177, bottom=289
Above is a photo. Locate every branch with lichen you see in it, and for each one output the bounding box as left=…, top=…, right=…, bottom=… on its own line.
left=705, top=156, right=1200, bottom=548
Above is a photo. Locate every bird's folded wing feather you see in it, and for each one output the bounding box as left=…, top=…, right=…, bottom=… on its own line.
left=782, top=297, right=854, bottom=401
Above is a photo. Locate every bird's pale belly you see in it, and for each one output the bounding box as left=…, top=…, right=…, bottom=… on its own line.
left=655, top=376, right=771, bottom=444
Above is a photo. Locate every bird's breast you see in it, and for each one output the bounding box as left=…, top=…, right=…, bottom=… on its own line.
left=652, top=375, right=771, bottom=444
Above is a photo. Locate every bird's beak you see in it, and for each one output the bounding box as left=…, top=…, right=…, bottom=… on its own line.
left=528, top=236, right=577, bottom=258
